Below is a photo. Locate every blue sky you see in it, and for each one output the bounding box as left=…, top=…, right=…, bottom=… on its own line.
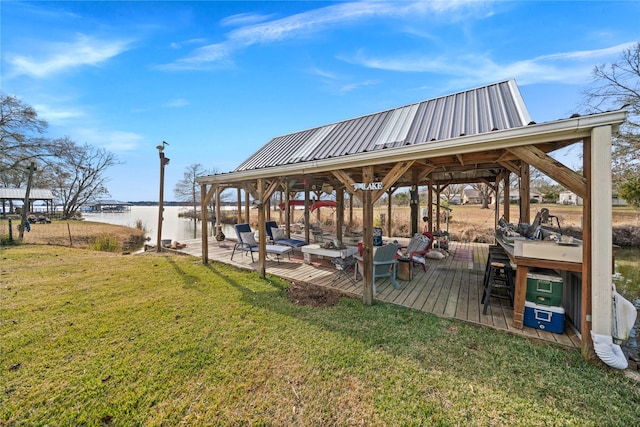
left=2, top=1, right=639, bottom=202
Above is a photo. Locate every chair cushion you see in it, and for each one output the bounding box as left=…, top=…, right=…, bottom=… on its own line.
left=271, top=227, right=285, bottom=241
left=406, top=233, right=430, bottom=254
left=240, top=231, right=257, bottom=246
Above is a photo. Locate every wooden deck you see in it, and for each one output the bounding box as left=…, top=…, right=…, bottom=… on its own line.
left=175, top=239, right=581, bottom=349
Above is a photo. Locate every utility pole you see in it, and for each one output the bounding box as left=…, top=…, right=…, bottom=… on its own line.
left=19, top=162, right=36, bottom=240
left=156, top=142, right=170, bottom=251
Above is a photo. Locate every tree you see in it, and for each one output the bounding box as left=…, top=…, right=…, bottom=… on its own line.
left=471, top=183, right=492, bottom=209
left=618, top=176, right=640, bottom=208
left=441, top=184, right=464, bottom=204
left=48, top=137, right=120, bottom=219
left=581, top=42, right=640, bottom=188
left=174, top=163, right=216, bottom=238
left=0, top=93, right=52, bottom=175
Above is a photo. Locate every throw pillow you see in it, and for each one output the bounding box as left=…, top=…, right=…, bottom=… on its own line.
left=240, top=231, right=257, bottom=246
left=406, top=233, right=430, bottom=254
left=271, top=227, right=285, bottom=241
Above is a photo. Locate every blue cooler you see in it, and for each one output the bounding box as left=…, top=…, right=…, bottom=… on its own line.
left=524, top=301, right=565, bottom=334
left=373, top=227, right=383, bottom=246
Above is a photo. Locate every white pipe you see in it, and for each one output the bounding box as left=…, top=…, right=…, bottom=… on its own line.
left=591, top=332, right=628, bottom=370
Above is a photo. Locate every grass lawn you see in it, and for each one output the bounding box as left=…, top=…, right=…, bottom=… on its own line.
left=2, top=245, right=639, bottom=426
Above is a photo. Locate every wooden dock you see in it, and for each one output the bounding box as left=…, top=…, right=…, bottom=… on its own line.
left=175, top=238, right=580, bottom=349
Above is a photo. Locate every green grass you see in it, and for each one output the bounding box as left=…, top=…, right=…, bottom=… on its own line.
left=1, top=246, right=639, bottom=426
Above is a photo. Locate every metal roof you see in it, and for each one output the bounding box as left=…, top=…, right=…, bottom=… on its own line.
left=234, top=79, right=531, bottom=172
left=0, top=188, right=54, bottom=200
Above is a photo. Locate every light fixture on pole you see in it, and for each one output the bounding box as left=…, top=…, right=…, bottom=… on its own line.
left=156, top=141, right=170, bottom=252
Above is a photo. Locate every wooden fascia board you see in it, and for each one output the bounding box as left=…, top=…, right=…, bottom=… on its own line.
left=508, top=145, right=587, bottom=198
left=197, top=111, right=626, bottom=185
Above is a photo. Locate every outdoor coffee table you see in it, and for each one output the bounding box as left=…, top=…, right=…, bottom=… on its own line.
left=301, top=244, right=359, bottom=264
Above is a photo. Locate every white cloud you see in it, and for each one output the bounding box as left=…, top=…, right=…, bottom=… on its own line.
left=220, top=12, right=274, bottom=27
left=33, top=103, right=85, bottom=125
left=344, top=42, right=637, bottom=86
left=162, top=0, right=483, bottom=70
left=163, top=98, right=190, bottom=108
left=7, top=33, right=133, bottom=78
left=74, top=128, right=143, bottom=152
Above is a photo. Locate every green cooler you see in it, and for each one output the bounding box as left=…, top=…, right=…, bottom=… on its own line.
left=526, top=270, right=563, bottom=306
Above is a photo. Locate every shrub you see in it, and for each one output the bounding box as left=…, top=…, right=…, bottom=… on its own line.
left=90, top=234, right=122, bottom=252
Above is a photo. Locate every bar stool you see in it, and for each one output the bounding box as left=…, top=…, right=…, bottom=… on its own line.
left=482, top=247, right=514, bottom=314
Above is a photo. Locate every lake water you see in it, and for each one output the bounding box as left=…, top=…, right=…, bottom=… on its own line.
left=82, top=205, right=236, bottom=243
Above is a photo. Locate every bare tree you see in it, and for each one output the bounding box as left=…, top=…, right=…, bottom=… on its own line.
left=441, top=183, right=464, bottom=204
left=581, top=42, right=640, bottom=187
left=471, top=183, right=492, bottom=209
left=174, top=163, right=217, bottom=238
left=0, top=93, right=53, bottom=185
left=48, top=137, right=120, bottom=219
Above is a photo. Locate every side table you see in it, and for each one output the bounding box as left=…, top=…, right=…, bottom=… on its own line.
left=397, top=257, right=412, bottom=281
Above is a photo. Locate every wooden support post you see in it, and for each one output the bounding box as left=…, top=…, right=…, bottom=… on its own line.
left=201, top=184, right=209, bottom=263
left=237, top=188, right=242, bottom=225
left=387, top=188, right=393, bottom=239
left=427, top=183, right=434, bottom=232
left=503, top=172, right=510, bottom=223
left=244, top=189, right=250, bottom=224
left=19, top=162, right=36, bottom=240
left=519, top=162, right=530, bottom=224
left=336, top=185, right=344, bottom=244
left=304, top=180, right=310, bottom=243
left=362, top=166, right=374, bottom=305
left=257, top=178, right=267, bottom=278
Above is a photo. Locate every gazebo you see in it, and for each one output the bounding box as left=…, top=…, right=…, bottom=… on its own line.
left=197, top=79, right=627, bottom=366
left=0, top=188, right=55, bottom=215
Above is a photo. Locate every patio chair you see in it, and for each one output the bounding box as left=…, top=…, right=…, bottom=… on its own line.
left=397, top=232, right=434, bottom=272
left=355, top=242, right=401, bottom=293
left=265, top=221, right=308, bottom=249
left=231, top=223, right=259, bottom=262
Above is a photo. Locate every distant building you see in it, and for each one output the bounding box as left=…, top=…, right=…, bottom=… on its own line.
left=85, top=199, right=132, bottom=212
left=0, top=188, right=55, bottom=215
left=558, top=191, right=583, bottom=206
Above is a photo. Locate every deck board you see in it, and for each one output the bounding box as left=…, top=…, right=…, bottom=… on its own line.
left=175, top=238, right=580, bottom=350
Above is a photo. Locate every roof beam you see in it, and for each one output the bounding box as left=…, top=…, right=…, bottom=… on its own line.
left=507, top=145, right=587, bottom=198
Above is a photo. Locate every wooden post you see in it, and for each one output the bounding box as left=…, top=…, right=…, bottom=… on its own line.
left=336, top=185, right=344, bottom=244
left=156, top=151, right=167, bottom=252
left=237, top=188, right=242, bottom=225
left=519, top=162, right=530, bottom=224
left=503, top=172, right=510, bottom=223
left=19, top=162, right=36, bottom=240
left=244, top=189, right=250, bottom=224
left=362, top=166, right=374, bottom=305
left=201, top=184, right=209, bottom=263
left=427, top=183, right=434, bottom=232
left=285, top=181, right=291, bottom=237
left=215, top=187, right=222, bottom=238
left=304, top=180, right=310, bottom=243
left=386, top=189, right=392, bottom=238
left=257, top=178, right=267, bottom=278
